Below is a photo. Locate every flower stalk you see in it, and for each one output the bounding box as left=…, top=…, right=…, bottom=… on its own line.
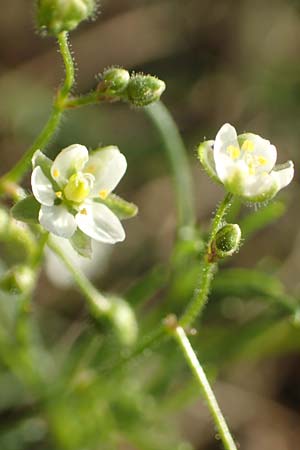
left=180, top=192, right=233, bottom=328
left=173, top=325, right=237, bottom=450
left=0, top=32, right=74, bottom=188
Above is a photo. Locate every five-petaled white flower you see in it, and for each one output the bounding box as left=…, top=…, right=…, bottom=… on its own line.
left=31, top=144, right=127, bottom=243
left=198, top=123, right=294, bottom=202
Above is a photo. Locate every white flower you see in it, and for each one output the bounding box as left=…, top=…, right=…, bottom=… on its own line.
left=31, top=144, right=127, bottom=243
left=198, top=123, right=294, bottom=202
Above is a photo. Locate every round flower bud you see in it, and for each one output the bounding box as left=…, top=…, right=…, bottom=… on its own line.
left=100, top=67, right=130, bottom=96
left=0, top=265, right=35, bottom=295
left=37, top=0, right=96, bottom=35
left=126, top=74, right=166, bottom=107
left=212, top=224, right=241, bottom=259
left=107, top=297, right=138, bottom=347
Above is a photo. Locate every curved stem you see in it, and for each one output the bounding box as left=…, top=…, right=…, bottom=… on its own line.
left=0, top=32, right=75, bottom=187
left=57, top=31, right=75, bottom=100
left=144, top=101, right=195, bottom=230
left=174, top=326, right=237, bottom=450
left=180, top=193, right=233, bottom=328
left=47, top=237, right=110, bottom=317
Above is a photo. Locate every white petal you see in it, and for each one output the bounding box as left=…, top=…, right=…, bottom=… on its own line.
left=75, top=202, right=125, bottom=244
left=31, top=166, right=55, bottom=206
left=238, top=133, right=277, bottom=173
left=214, top=123, right=239, bottom=183
left=84, top=146, right=127, bottom=197
left=271, top=161, right=294, bottom=191
left=51, top=144, right=89, bottom=186
left=240, top=172, right=277, bottom=201
left=39, top=205, right=77, bottom=238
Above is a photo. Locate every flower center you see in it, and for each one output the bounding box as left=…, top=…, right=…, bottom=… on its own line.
left=227, top=139, right=269, bottom=176
left=64, top=173, right=93, bottom=203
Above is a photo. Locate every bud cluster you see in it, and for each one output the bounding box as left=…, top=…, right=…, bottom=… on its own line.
left=99, top=67, right=166, bottom=107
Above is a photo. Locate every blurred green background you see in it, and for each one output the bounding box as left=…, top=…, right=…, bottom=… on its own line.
left=0, top=1, right=300, bottom=449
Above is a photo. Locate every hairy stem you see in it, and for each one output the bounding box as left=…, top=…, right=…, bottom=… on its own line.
left=0, top=32, right=75, bottom=187
left=145, top=101, right=195, bottom=230
left=180, top=192, right=233, bottom=327
left=173, top=326, right=237, bottom=450
left=47, top=237, right=111, bottom=317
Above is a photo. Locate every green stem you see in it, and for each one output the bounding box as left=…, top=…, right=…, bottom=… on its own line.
left=56, top=31, right=75, bottom=100
left=0, top=32, right=75, bottom=187
left=145, top=101, right=195, bottom=230
left=63, top=91, right=101, bottom=109
left=180, top=193, right=233, bottom=328
left=174, top=326, right=237, bottom=450
left=47, top=237, right=110, bottom=317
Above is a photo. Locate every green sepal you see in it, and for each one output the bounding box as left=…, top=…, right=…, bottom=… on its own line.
left=197, top=140, right=221, bottom=184
left=70, top=228, right=92, bottom=258
left=32, top=150, right=52, bottom=177
left=11, top=195, right=40, bottom=224
left=126, top=74, right=166, bottom=107
left=95, top=194, right=138, bottom=220
left=213, top=223, right=241, bottom=259
left=37, top=0, right=96, bottom=35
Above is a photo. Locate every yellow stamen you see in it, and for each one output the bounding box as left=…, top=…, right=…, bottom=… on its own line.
left=241, top=139, right=254, bottom=152
left=80, top=208, right=88, bottom=215
left=99, top=189, right=108, bottom=199
left=85, top=164, right=96, bottom=174
left=53, top=168, right=60, bottom=178
left=227, top=145, right=240, bottom=160
left=257, top=156, right=267, bottom=166
left=55, top=191, right=62, bottom=199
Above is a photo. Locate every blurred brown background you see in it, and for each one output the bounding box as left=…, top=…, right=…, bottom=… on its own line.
left=1, top=1, right=300, bottom=449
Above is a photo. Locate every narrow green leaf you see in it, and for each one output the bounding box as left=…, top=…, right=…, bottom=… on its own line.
left=11, top=196, right=40, bottom=224
left=96, top=194, right=138, bottom=220
left=70, top=228, right=92, bottom=258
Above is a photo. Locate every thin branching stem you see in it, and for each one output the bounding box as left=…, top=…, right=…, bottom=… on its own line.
left=173, top=326, right=237, bottom=450
left=180, top=192, right=233, bottom=327
left=0, top=32, right=75, bottom=188
left=47, top=237, right=111, bottom=317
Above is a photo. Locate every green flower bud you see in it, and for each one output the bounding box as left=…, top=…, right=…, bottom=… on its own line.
left=37, top=0, right=96, bottom=35
left=212, top=224, right=241, bottom=259
left=0, top=265, right=35, bottom=295
left=100, top=67, right=130, bottom=96
left=108, top=297, right=138, bottom=347
left=126, top=74, right=166, bottom=107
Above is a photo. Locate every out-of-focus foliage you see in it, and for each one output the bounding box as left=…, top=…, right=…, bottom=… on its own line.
left=0, top=1, right=300, bottom=450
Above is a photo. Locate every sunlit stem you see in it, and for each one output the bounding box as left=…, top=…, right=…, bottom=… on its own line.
left=174, top=326, right=237, bottom=450
left=180, top=193, right=233, bottom=327
left=47, top=237, right=111, bottom=318
left=145, top=101, right=196, bottom=231
left=0, top=32, right=74, bottom=188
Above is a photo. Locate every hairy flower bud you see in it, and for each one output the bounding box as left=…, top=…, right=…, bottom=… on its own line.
left=0, top=265, right=35, bottom=295
left=212, top=224, right=241, bottom=259
left=37, top=0, right=96, bottom=35
left=126, top=74, right=166, bottom=107
left=100, top=67, right=130, bottom=96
